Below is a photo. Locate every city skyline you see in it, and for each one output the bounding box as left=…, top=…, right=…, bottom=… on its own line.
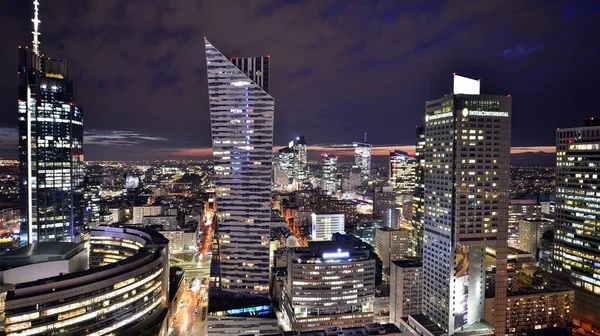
left=0, top=1, right=598, bottom=162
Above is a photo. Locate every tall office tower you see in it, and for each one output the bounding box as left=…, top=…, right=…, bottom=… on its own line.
left=374, top=186, right=397, bottom=228
left=353, top=141, right=372, bottom=184
left=205, top=39, right=273, bottom=295
left=420, top=75, right=511, bottom=335
left=412, top=126, right=426, bottom=256
left=320, top=153, right=338, bottom=194
left=291, top=136, right=308, bottom=189
left=389, top=151, right=417, bottom=221
left=274, top=146, right=294, bottom=189
left=18, top=2, right=84, bottom=244
left=389, top=151, right=416, bottom=196
left=554, top=117, right=600, bottom=329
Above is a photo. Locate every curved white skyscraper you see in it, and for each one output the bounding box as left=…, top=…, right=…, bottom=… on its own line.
left=205, top=39, right=274, bottom=295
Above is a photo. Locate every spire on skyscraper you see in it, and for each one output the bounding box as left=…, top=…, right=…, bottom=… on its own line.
left=32, top=0, right=41, bottom=55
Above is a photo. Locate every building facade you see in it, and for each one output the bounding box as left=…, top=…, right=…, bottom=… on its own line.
left=292, top=136, right=309, bottom=189
left=310, top=213, right=345, bottom=241
left=320, top=154, right=338, bottom=195
left=517, top=218, right=552, bottom=255
left=389, top=151, right=416, bottom=217
left=508, top=199, right=542, bottom=247
left=420, top=75, right=511, bottom=334
left=373, top=186, right=397, bottom=228
left=353, top=142, right=372, bottom=184
left=554, top=118, right=600, bottom=330
left=484, top=286, right=573, bottom=335
left=205, top=39, right=273, bottom=295
left=132, top=205, right=164, bottom=224
left=281, top=241, right=376, bottom=331
left=412, top=126, right=426, bottom=257
left=390, top=259, right=423, bottom=325
left=18, top=43, right=84, bottom=244
left=374, top=227, right=412, bottom=269
left=0, top=226, right=169, bottom=336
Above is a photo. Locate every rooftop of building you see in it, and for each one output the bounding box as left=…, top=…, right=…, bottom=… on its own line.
left=0, top=242, right=84, bottom=268
left=404, top=314, right=445, bottom=336
left=291, top=240, right=366, bottom=255
left=519, top=218, right=553, bottom=223
left=392, top=257, right=423, bottom=268
left=509, top=199, right=539, bottom=205
left=262, top=323, right=401, bottom=336
left=507, top=285, right=573, bottom=297
left=208, top=289, right=276, bottom=318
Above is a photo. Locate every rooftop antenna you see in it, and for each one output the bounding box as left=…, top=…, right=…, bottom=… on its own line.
left=363, top=133, right=367, bottom=143
left=32, top=0, right=41, bottom=55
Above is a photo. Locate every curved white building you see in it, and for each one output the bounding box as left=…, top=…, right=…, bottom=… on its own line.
left=281, top=241, right=376, bottom=331
left=0, top=226, right=169, bottom=336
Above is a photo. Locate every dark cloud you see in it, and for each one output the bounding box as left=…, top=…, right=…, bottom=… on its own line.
left=0, top=0, right=598, bottom=161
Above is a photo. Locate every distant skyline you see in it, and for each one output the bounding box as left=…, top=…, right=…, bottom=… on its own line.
left=0, top=1, right=597, bottom=163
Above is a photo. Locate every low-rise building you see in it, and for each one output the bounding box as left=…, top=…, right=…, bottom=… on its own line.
left=374, top=227, right=412, bottom=269
left=159, top=225, right=199, bottom=252
left=310, top=213, right=345, bottom=241
left=132, top=205, right=165, bottom=224
left=484, top=285, right=573, bottom=335
left=390, top=258, right=422, bottom=325
left=517, top=218, right=553, bottom=256
left=143, top=215, right=178, bottom=230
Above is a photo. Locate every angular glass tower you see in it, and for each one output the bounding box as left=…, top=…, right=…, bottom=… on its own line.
left=205, top=39, right=273, bottom=295
left=18, top=7, right=84, bottom=245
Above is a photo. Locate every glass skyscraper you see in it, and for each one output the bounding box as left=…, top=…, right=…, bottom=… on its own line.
left=205, top=39, right=273, bottom=295
left=353, top=141, right=372, bottom=184
left=18, top=14, right=84, bottom=245
left=420, top=75, right=510, bottom=334
left=412, top=126, right=426, bottom=256
left=320, top=153, right=338, bottom=195
left=554, top=118, right=600, bottom=328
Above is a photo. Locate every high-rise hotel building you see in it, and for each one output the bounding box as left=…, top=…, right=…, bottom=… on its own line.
left=205, top=39, right=273, bottom=295
left=554, top=118, right=600, bottom=329
left=419, top=75, right=511, bottom=335
left=18, top=2, right=84, bottom=244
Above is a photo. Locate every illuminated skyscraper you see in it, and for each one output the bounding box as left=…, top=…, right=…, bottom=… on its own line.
left=389, top=151, right=416, bottom=196
left=320, top=153, right=337, bottom=195
left=18, top=2, right=84, bottom=244
left=389, top=150, right=417, bottom=221
left=554, top=118, right=600, bottom=328
left=412, top=126, right=426, bottom=256
left=205, top=39, right=273, bottom=295
left=291, top=136, right=308, bottom=189
left=353, top=141, right=372, bottom=184
left=418, top=75, right=510, bottom=335
left=274, top=146, right=294, bottom=189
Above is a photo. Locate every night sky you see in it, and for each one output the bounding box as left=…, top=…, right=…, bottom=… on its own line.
left=0, top=0, right=598, bottom=163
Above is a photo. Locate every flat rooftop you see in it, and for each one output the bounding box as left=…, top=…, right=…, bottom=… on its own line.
left=263, top=323, right=401, bottom=335
left=410, top=314, right=445, bottom=336
left=392, top=257, right=422, bottom=268
left=0, top=242, right=84, bottom=268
